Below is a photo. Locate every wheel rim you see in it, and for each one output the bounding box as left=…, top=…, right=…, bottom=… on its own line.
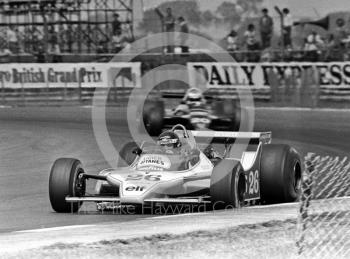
left=74, top=169, right=86, bottom=197
left=292, top=161, right=302, bottom=193
left=237, top=174, right=246, bottom=203
left=231, top=169, right=245, bottom=207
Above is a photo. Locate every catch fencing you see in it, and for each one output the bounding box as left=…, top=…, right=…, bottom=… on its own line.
left=296, top=153, right=350, bottom=258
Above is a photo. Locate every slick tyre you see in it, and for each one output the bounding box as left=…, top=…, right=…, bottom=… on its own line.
left=49, top=158, right=86, bottom=213
left=210, top=159, right=246, bottom=210
left=260, top=144, right=302, bottom=204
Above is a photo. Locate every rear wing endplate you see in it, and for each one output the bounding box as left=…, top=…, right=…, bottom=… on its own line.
left=191, top=131, right=271, bottom=144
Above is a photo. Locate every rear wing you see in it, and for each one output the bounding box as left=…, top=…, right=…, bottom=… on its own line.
left=191, top=131, right=272, bottom=144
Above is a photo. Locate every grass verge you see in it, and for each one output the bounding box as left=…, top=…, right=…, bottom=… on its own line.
left=4, top=219, right=298, bottom=259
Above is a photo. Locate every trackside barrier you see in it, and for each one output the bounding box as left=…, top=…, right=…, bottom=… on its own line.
left=296, top=153, right=350, bottom=258
left=0, top=62, right=350, bottom=106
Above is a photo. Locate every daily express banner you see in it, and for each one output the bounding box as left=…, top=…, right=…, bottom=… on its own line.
left=0, top=62, right=141, bottom=89
left=188, top=62, right=350, bottom=89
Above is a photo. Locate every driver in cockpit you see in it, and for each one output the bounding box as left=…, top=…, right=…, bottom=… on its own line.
left=173, top=87, right=206, bottom=115
left=157, top=131, right=200, bottom=169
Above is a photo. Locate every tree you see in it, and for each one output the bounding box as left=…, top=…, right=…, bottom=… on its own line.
left=215, top=2, right=241, bottom=26
left=138, top=0, right=202, bottom=33
left=201, top=10, right=216, bottom=26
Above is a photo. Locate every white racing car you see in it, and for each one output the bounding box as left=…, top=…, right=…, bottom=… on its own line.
left=49, top=125, right=302, bottom=213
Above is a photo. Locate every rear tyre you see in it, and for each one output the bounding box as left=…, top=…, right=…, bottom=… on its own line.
left=49, top=158, right=86, bottom=213
left=260, top=144, right=302, bottom=204
left=143, top=100, right=164, bottom=136
left=210, top=159, right=246, bottom=210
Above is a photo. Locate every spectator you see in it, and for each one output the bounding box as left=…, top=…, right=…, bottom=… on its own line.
left=35, top=44, right=45, bottom=63
left=65, top=24, right=74, bottom=53
left=259, top=8, right=273, bottom=49
left=112, top=31, right=123, bottom=53
left=112, top=13, right=122, bottom=36
left=23, top=27, right=31, bottom=53
left=96, top=40, right=108, bottom=54
left=324, top=34, right=340, bottom=61
left=334, top=18, right=348, bottom=48
left=6, top=26, right=18, bottom=53
left=57, top=24, right=66, bottom=52
left=244, top=24, right=260, bottom=62
left=282, top=8, right=293, bottom=47
left=304, top=31, right=324, bottom=61
left=155, top=7, right=175, bottom=53
left=164, top=8, right=175, bottom=32
left=32, top=27, right=43, bottom=53
left=177, top=16, right=189, bottom=53
left=15, top=27, right=24, bottom=53
left=226, top=30, right=238, bottom=52
left=48, top=26, right=60, bottom=54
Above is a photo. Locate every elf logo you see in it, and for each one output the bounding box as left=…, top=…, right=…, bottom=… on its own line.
left=125, top=186, right=146, bottom=192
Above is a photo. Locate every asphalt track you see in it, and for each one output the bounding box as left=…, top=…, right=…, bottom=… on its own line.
left=0, top=106, right=349, bottom=233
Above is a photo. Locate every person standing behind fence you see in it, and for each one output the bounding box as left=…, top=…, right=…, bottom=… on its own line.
left=282, top=8, right=293, bottom=47
left=65, top=24, right=74, bottom=53
left=155, top=7, right=175, bottom=53
left=48, top=26, right=60, bottom=54
left=304, top=31, right=324, bottom=62
left=259, top=8, right=273, bottom=49
left=112, top=31, right=123, bottom=53
left=177, top=16, right=189, bottom=53
left=244, top=24, right=260, bottom=62
left=112, top=13, right=122, bottom=36
left=226, top=30, right=238, bottom=52
left=6, top=26, right=18, bottom=54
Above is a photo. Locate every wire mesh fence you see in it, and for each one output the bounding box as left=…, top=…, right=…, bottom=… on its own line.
left=296, top=153, right=350, bottom=258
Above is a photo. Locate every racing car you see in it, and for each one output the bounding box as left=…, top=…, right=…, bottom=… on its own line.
left=49, top=124, right=302, bottom=213
left=142, top=88, right=248, bottom=136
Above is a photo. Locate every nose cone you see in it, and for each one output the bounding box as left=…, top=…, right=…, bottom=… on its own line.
left=107, top=170, right=185, bottom=204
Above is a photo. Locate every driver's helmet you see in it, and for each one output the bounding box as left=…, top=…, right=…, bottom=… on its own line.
left=184, top=88, right=205, bottom=107
left=157, top=131, right=181, bottom=153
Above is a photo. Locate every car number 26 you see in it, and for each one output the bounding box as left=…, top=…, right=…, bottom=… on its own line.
left=247, top=170, right=259, bottom=195
left=126, top=174, right=161, bottom=181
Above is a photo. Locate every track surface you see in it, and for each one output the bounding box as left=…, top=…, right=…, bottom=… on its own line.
left=0, top=107, right=349, bottom=233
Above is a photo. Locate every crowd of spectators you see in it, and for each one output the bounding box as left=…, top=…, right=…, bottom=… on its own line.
left=1, top=6, right=350, bottom=63
left=223, top=8, right=350, bottom=62
left=155, top=7, right=189, bottom=53
left=0, top=12, right=133, bottom=57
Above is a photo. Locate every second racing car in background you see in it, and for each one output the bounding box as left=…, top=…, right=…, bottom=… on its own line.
left=142, top=88, right=249, bottom=136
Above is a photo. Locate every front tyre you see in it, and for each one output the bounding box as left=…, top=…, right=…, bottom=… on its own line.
left=210, top=159, right=246, bottom=210
left=49, top=158, right=86, bottom=213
